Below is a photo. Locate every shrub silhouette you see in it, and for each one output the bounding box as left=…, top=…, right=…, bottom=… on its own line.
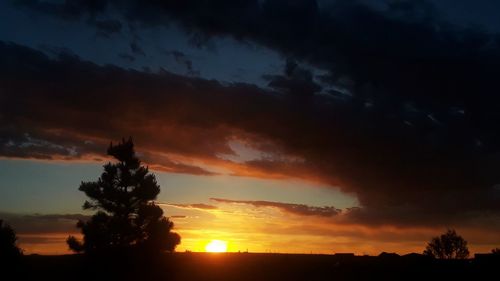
left=0, top=220, right=22, bottom=259
left=67, top=138, right=180, bottom=254
left=423, top=229, right=469, bottom=259
left=492, top=248, right=500, bottom=255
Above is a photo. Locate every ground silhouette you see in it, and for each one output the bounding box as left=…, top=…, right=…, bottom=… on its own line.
left=9, top=252, right=500, bottom=281
left=67, top=138, right=180, bottom=254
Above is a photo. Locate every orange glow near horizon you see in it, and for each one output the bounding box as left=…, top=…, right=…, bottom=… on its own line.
left=14, top=203, right=500, bottom=256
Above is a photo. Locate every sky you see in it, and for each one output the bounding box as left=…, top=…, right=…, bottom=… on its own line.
left=1, top=0, right=500, bottom=255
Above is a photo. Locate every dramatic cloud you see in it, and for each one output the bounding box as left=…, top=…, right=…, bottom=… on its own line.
left=4, top=0, right=500, bottom=230
left=1, top=38, right=499, bottom=228
left=211, top=198, right=341, bottom=217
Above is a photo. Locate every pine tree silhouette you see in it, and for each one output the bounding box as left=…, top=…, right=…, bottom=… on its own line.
left=67, top=138, right=180, bottom=254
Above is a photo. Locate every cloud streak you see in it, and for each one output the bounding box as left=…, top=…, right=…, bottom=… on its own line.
left=162, top=203, right=218, bottom=210
left=211, top=198, right=341, bottom=217
left=0, top=212, right=89, bottom=234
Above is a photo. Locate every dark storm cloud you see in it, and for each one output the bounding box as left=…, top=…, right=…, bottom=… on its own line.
left=14, top=1, right=500, bottom=116
left=114, top=0, right=500, bottom=226
left=211, top=198, right=341, bottom=217
left=4, top=0, right=500, bottom=229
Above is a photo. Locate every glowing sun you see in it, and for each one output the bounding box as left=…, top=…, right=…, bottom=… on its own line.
left=205, top=240, right=228, bottom=253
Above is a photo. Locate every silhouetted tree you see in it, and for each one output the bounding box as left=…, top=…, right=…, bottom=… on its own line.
left=492, top=248, right=500, bottom=255
left=0, top=220, right=22, bottom=259
left=423, top=229, right=469, bottom=259
left=67, top=138, right=180, bottom=254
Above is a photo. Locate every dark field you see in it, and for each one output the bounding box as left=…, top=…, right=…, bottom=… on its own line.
left=5, top=252, right=498, bottom=281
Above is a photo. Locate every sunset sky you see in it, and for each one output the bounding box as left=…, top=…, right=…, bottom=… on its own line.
left=1, top=0, right=500, bottom=255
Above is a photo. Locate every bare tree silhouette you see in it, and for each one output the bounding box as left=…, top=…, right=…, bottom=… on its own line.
left=423, top=229, right=469, bottom=259
left=0, top=220, right=22, bottom=259
left=67, top=138, right=180, bottom=254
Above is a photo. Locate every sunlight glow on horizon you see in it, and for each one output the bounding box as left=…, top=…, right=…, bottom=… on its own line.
left=205, top=240, right=228, bottom=253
